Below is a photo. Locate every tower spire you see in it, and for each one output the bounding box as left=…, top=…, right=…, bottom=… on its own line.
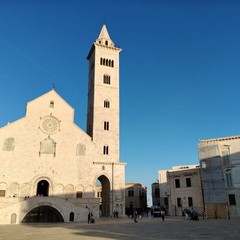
left=96, top=24, right=115, bottom=47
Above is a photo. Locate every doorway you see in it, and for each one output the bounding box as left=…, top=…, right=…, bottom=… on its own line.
left=96, top=175, right=111, bottom=217
left=22, top=206, right=64, bottom=223
left=36, top=180, right=49, bottom=196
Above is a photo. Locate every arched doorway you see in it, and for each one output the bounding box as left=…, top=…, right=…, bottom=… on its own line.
left=69, top=212, right=74, bottom=221
left=96, top=175, right=111, bottom=217
left=22, top=206, right=64, bottom=223
left=36, top=180, right=49, bottom=196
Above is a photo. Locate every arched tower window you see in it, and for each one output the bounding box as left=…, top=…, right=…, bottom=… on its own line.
left=104, top=121, right=109, bottom=130
left=3, top=137, right=15, bottom=151
left=105, top=40, right=108, bottom=46
left=103, top=74, right=110, bottom=84
left=111, top=60, right=114, bottom=67
left=103, top=145, right=109, bottom=155
left=104, top=100, right=110, bottom=108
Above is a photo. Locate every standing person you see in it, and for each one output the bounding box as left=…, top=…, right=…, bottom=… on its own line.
left=161, top=209, right=165, bottom=221
left=133, top=209, right=138, bottom=223
left=88, top=212, right=93, bottom=224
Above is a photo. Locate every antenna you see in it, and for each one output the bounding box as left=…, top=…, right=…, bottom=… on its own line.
left=52, top=83, right=56, bottom=90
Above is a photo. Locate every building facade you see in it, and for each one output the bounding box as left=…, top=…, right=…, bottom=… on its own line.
left=156, top=165, right=203, bottom=216
left=157, top=169, right=169, bottom=209
left=198, top=136, right=240, bottom=219
left=125, top=182, right=147, bottom=216
left=151, top=182, right=160, bottom=206
left=0, top=25, right=126, bottom=224
left=167, top=165, right=203, bottom=216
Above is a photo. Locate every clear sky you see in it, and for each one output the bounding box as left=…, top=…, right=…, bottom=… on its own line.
left=1, top=0, right=240, bottom=205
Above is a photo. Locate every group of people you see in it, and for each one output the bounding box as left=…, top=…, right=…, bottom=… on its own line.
left=184, top=207, right=199, bottom=221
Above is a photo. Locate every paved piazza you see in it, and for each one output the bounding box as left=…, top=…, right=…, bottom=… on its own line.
left=0, top=216, right=239, bottom=240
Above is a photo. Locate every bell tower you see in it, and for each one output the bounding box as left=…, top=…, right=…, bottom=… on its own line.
left=87, top=25, right=122, bottom=163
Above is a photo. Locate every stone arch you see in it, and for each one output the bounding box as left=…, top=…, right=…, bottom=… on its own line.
left=69, top=212, right=74, bottom=221
left=22, top=205, right=64, bottom=223
left=84, top=185, right=94, bottom=198
left=95, top=175, right=111, bottom=217
left=0, top=182, right=7, bottom=190
left=64, top=184, right=74, bottom=198
left=20, top=183, right=31, bottom=198
left=76, top=143, right=86, bottom=156
left=0, top=182, right=7, bottom=197
left=11, top=213, right=17, bottom=224
left=54, top=184, right=64, bottom=196
left=33, top=176, right=53, bottom=196
left=9, top=182, right=19, bottom=197
left=36, top=180, right=49, bottom=196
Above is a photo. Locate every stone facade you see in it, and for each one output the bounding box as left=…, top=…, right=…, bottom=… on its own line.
left=0, top=25, right=126, bottom=224
left=156, top=165, right=203, bottom=216
left=125, top=183, right=147, bottom=216
left=198, top=136, right=240, bottom=219
left=167, top=165, right=203, bottom=216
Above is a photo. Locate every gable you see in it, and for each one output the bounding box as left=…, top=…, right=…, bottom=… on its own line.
left=26, top=90, right=75, bottom=123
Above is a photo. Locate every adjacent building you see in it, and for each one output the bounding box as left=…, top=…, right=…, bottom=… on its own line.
left=125, top=182, right=147, bottom=216
left=156, top=165, right=203, bottom=216
left=198, top=136, right=240, bottom=219
left=151, top=182, right=160, bottom=206
left=0, top=25, right=126, bottom=224
left=167, top=165, right=203, bottom=216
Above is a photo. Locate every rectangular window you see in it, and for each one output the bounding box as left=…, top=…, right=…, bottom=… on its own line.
left=225, top=173, right=233, bottom=188
left=0, top=190, right=5, bottom=197
left=229, top=194, right=236, bottom=205
left=76, top=191, right=82, bottom=198
left=155, top=188, right=160, bottom=197
left=128, top=190, right=134, bottom=197
left=222, top=150, right=230, bottom=165
left=175, top=179, right=180, bottom=188
left=186, top=178, right=191, bottom=187
left=177, top=197, right=182, bottom=207
left=188, top=197, right=193, bottom=207
left=164, top=197, right=168, bottom=206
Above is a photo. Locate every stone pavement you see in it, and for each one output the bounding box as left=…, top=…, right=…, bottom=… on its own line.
left=0, top=216, right=240, bottom=240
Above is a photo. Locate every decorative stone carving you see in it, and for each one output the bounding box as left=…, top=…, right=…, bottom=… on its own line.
left=40, top=138, right=56, bottom=155
left=40, top=116, right=60, bottom=135
left=3, top=138, right=15, bottom=151
left=76, top=143, right=86, bottom=156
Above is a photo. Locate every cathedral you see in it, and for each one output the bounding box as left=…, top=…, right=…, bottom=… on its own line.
left=0, top=25, right=126, bottom=224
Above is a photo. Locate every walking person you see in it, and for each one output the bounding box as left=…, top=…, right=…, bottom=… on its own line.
left=133, top=209, right=138, bottom=223
left=88, top=212, right=92, bottom=224
left=161, top=209, right=165, bottom=221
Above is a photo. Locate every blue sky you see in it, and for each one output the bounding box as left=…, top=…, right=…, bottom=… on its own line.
left=1, top=0, right=240, bottom=204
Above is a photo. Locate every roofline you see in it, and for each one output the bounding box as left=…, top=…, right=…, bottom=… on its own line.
left=199, top=135, right=240, bottom=143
